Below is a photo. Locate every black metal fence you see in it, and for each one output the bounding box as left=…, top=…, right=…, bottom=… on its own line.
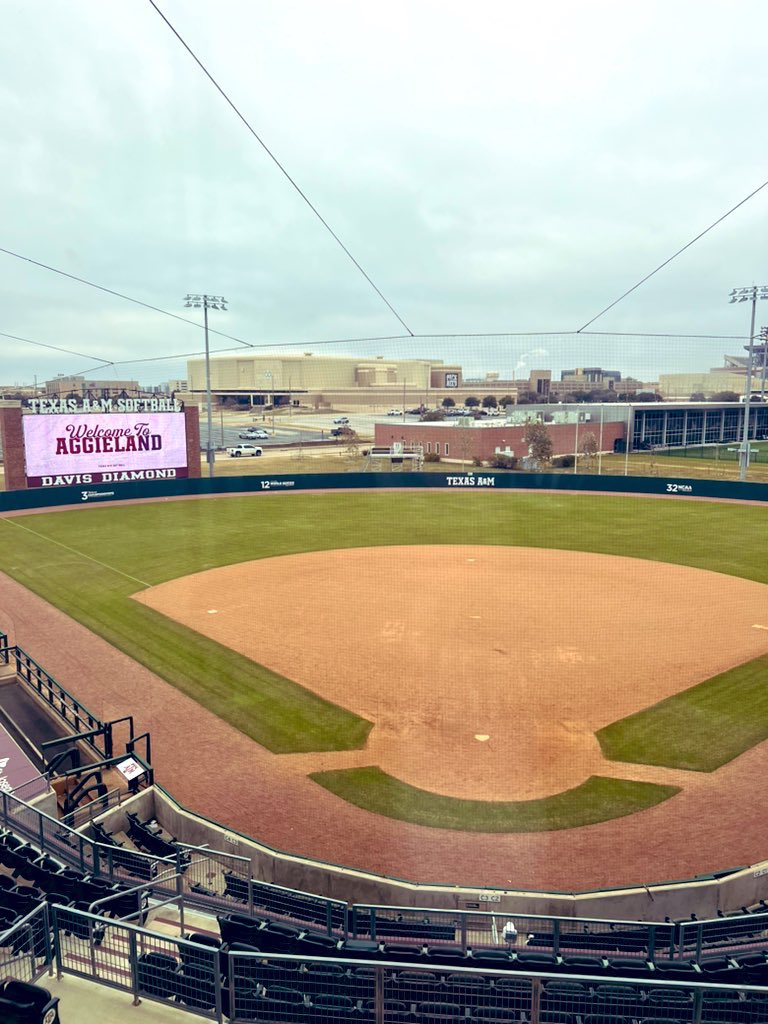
left=46, top=904, right=768, bottom=1024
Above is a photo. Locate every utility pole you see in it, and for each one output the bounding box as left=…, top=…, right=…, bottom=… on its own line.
left=184, top=294, right=228, bottom=479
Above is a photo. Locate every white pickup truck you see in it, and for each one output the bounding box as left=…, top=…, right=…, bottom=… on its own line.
left=226, top=444, right=263, bottom=458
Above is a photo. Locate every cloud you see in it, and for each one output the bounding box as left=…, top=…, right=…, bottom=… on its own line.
left=1, top=0, right=767, bottom=385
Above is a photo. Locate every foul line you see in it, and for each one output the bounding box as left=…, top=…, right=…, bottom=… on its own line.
left=0, top=516, right=151, bottom=588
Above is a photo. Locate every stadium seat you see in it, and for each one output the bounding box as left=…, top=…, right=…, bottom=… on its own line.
left=303, top=961, right=350, bottom=995
left=441, top=973, right=490, bottom=1005
left=218, top=911, right=267, bottom=947
left=361, top=998, right=415, bottom=1023
left=0, top=979, right=60, bottom=1023
left=472, top=1007, right=523, bottom=1023
left=697, top=955, right=736, bottom=976
left=137, top=951, right=178, bottom=999
left=179, top=931, right=226, bottom=975
left=340, top=938, right=381, bottom=959
left=172, top=964, right=218, bottom=1011
left=560, top=954, right=607, bottom=974
left=416, top=1000, right=466, bottom=1024
left=309, top=992, right=359, bottom=1022
left=223, top=869, right=250, bottom=903
left=468, top=950, right=514, bottom=970
left=260, top=920, right=304, bottom=953
left=425, top=946, right=468, bottom=967
left=348, top=967, right=378, bottom=1001
left=249, top=985, right=308, bottom=1021
left=296, top=928, right=343, bottom=954
left=382, top=942, right=427, bottom=961
left=391, top=969, right=442, bottom=1004
left=514, top=950, right=559, bottom=968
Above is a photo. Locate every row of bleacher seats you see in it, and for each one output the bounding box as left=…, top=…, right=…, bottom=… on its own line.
left=215, top=911, right=768, bottom=985
left=7, top=811, right=768, bottom=1024
left=528, top=929, right=670, bottom=956
left=0, top=827, right=149, bottom=948
left=125, top=810, right=191, bottom=868
left=134, top=929, right=768, bottom=1024
left=89, top=820, right=160, bottom=879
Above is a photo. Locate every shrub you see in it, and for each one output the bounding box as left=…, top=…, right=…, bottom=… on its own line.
left=552, top=455, right=575, bottom=468
left=424, top=451, right=441, bottom=463
left=489, top=453, right=517, bottom=469
left=472, top=456, right=484, bottom=467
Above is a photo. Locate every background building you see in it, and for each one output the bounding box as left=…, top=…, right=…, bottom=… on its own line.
left=185, top=353, right=466, bottom=408
left=44, top=375, right=140, bottom=398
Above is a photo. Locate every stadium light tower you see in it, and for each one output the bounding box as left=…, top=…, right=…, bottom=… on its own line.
left=729, top=285, right=768, bottom=481
left=759, top=325, right=768, bottom=400
left=184, top=294, right=228, bottom=478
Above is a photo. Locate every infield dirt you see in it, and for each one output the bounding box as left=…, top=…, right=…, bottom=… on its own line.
left=134, top=545, right=768, bottom=801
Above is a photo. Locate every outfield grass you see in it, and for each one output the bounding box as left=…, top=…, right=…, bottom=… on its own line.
left=2, top=491, right=767, bottom=767
left=309, top=767, right=680, bottom=832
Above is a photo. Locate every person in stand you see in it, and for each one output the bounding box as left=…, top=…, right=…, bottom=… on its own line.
left=502, top=920, right=518, bottom=944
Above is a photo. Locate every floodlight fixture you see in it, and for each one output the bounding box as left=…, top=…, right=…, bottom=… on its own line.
left=182, top=293, right=229, bottom=479
left=729, top=285, right=768, bottom=480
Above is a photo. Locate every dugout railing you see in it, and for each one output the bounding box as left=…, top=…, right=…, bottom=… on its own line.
left=1, top=639, right=153, bottom=784
left=8, top=784, right=768, bottom=964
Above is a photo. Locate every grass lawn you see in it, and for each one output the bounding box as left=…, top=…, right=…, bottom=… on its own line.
left=309, top=767, right=680, bottom=832
left=2, top=491, right=767, bottom=764
left=597, top=653, right=768, bottom=771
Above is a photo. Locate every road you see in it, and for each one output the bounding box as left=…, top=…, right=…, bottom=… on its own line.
left=201, top=410, right=428, bottom=449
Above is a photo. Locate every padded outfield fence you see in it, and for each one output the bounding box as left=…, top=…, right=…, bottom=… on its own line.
left=4, top=467, right=768, bottom=514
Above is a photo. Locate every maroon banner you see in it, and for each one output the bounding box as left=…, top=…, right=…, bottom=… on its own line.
left=27, top=467, right=189, bottom=488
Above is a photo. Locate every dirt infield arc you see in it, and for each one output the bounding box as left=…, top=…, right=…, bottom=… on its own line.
left=3, top=488, right=768, bottom=892
left=135, top=545, right=768, bottom=804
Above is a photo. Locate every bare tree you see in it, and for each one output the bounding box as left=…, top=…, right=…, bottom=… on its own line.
left=579, top=431, right=599, bottom=469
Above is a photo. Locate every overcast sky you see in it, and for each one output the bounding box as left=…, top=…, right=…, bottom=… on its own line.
left=2, top=0, right=768, bottom=387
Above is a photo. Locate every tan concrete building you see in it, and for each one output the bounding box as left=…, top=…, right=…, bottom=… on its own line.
left=658, top=370, right=747, bottom=400
left=185, top=353, right=468, bottom=408
left=44, top=375, right=140, bottom=397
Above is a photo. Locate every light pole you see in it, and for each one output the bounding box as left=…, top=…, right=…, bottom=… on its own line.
left=759, top=326, right=768, bottom=401
left=729, top=286, right=768, bottom=481
left=184, top=293, right=227, bottom=478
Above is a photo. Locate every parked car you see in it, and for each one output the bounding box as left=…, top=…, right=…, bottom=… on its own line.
left=331, top=426, right=355, bottom=437
left=239, top=428, right=269, bottom=440
left=332, top=416, right=350, bottom=425
left=226, top=444, right=263, bottom=457
left=387, top=409, right=403, bottom=416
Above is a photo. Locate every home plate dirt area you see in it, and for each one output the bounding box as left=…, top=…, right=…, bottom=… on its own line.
left=135, top=545, right=768, bottom=803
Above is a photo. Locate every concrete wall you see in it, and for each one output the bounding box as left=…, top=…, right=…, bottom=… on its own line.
left=89, top=784, right=768, bottom=923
